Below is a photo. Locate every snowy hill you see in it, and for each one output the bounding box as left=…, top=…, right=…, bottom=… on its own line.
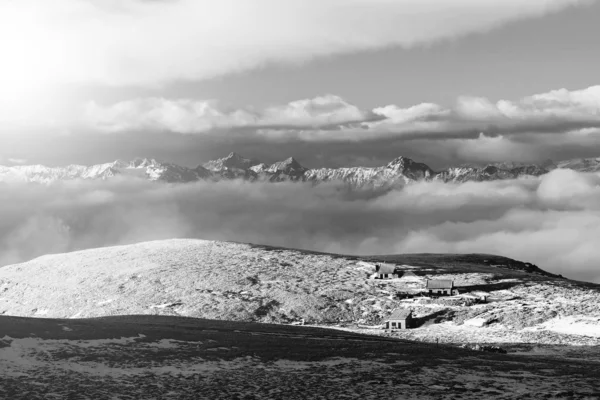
left=2, top=153, right=600, bottom=187
left=1, top=239, right=599, bottom=347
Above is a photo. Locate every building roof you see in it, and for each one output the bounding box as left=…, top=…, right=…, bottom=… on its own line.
left=376, top=264, right=396, bottom=274
left=388, top=309, right=412, bottom=320
left=426, top=279, right=454, bottom=289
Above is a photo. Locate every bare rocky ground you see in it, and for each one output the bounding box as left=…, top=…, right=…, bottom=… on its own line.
left=1, top=315, right=599, bottom=399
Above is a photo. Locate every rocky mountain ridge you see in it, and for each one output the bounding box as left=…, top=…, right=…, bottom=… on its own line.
left=2, top=152, right=599, bottom=187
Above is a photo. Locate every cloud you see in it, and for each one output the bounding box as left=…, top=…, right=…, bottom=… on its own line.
left=84, top=95, right=374, bottom=133
left=334, top=85, right=600, bottom=141
left=84, top=85, right=600, bottom=144
left=1, top=170, right=600, bottom=283
left=0, top=0, right=591, bottom=87
left=84, top=98, right=260, bottom=133
left=261, top=95, right=375, bottom=128
left=253, top=87, right=600, bottom=144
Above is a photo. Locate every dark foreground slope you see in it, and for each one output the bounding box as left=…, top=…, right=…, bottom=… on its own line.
left=1, top=315, right=599, bottom=399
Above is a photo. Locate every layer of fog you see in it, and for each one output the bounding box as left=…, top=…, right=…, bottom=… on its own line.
left=1, top=168, right=599, bottom=283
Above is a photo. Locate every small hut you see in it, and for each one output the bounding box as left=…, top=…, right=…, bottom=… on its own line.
left=374, top=264, right=397, bottom=279
left=426, top=279, right=454, bottom=296
left=385, top=309, right=413, bottom=330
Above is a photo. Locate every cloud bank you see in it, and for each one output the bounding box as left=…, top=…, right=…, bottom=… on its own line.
left=0, top=0, right=591, bottom=87
left=2, top=170, right=600, bottom=283
left=84, top=95, right=374, bottom=133
left=85, top=86, right=600, bottom=142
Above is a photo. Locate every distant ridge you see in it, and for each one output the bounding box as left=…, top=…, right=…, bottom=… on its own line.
left=1, top=154, right=599, bottom=187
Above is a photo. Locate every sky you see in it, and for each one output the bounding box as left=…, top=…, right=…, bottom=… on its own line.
left=0, top=0, right=600, bottom=169
left=2, top=1, right=600, bottom=282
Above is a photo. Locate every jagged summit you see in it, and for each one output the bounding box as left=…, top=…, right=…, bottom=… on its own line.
left=202, top=152, right=261, bottom=172
left=130, top=157, right=161, bottom=168
left=267, top=157, right=306, bottom=172
left=385, top=156, right=435, bottom=181
left=386, top=155, right=412, bottom=166
left=385, top=156, right=432, bottom=170
left=265, top=157, right=308, bottom=181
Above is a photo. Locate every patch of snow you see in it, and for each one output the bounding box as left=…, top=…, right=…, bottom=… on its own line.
left=464, top=318, right=489, bottom=327
left=150, top=302, right=182, bottom=309
left=538, top=316, right=600, bottom=337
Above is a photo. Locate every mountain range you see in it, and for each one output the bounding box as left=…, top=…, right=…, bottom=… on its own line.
left=2, top=152, right=600, bottom=188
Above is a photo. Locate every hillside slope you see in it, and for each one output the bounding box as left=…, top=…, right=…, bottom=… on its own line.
left=3, top=315, right=599, bottom=399
left=1, top=239, right=599, bottom=347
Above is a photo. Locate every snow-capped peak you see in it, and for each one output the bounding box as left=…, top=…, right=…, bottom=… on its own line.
left=385, top=156, right=414, bottom=169
left=202, top=152, right=261, bottom=172
left=267, top=157, right=306, bottom=173
left=250, top=163, right=269, bottom=173
left=385, top=156, right=435, bottom=180
left=130, top=158, right=160, bottom=168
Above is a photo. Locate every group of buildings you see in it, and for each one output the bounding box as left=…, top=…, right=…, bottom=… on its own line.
left=370, top=263, right=487, bottom=331
left=381, top=278, right=458, bottom=331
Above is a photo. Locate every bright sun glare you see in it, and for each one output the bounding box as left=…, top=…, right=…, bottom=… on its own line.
left=0, top=3, right=66, bottom=122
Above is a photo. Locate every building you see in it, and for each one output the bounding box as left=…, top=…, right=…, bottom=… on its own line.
left=426, top=279, right=454, bottom=296
left=374, top=264, right=397, bottom=279
left=385, top=309, right=413, bottom=330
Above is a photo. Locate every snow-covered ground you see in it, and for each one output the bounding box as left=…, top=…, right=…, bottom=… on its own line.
left=535, top=316, right=600, bottom=337
left=1, top=239, right=599, bottom=348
